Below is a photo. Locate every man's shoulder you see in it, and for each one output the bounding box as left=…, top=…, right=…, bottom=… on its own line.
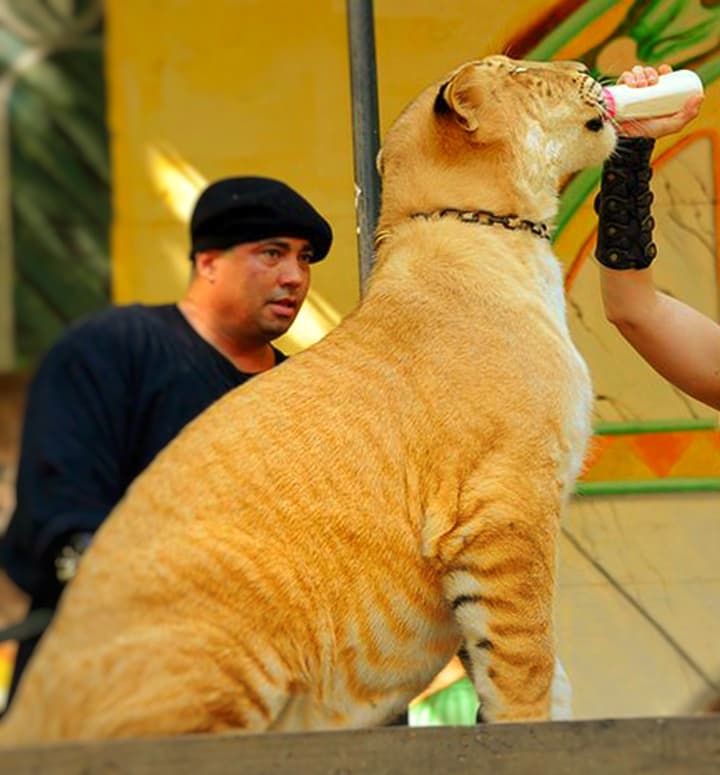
left=63, top=303, right=177, bottom=341
left=75, top=302, right=175, bottom=328
left=43, top=305, right=178, bottom=366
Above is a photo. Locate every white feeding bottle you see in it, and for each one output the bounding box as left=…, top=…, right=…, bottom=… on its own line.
left=602, top=69, right=704, bottom=121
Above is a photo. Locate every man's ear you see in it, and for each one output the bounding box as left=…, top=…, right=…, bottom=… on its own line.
left=434, top=62, right=482, bottom=132
left=193, top=249, right=223, bottom=282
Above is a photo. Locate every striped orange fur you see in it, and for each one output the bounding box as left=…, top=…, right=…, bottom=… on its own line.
left=0, top=55, right=615, bottom=743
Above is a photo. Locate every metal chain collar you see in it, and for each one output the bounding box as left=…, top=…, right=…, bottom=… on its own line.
left=409, top=208, right=551, bottom=240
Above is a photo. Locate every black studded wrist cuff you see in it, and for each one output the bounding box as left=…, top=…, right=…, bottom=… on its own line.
left=594, top=137, right=657, bottom=270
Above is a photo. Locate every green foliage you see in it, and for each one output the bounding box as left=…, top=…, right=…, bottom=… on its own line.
left=9, top=37, right=110, bottom=368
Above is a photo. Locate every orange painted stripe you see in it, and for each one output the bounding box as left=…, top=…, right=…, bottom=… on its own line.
left=580, top=429, right=720, bottom=481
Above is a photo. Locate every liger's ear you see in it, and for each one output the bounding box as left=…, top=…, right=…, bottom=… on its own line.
left=434, top=62, right=481, bottom=132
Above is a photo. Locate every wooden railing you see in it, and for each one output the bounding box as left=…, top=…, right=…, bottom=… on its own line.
left=1, top=715, right=719, bottom=774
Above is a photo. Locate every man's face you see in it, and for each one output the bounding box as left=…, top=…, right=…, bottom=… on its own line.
left=211, top=237, right=313, bottom=341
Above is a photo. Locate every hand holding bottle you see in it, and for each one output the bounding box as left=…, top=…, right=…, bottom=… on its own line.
left=611, top=64, right=703, bottom=138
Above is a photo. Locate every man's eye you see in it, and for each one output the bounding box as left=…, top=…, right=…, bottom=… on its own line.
left=262, top=248, right=281, bottom=258
left=300, top=254, right=314, bottom=264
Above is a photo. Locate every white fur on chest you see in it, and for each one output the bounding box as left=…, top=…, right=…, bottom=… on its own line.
left=529, top=241, right=594, bottom=486
left=535, top=244, right=570, bottom=332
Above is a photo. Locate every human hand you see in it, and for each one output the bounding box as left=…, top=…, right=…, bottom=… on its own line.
left=616, top=64, right=703, bottom=138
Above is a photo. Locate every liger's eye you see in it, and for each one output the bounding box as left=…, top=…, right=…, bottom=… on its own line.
left=585, top=116, right=604, bottom=132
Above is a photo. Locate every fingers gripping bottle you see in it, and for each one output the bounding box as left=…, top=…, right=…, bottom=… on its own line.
left=602, top=69, right=704, bottom=121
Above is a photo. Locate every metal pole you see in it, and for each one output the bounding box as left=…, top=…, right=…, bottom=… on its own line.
left=346, top=0, right=381, bottom=295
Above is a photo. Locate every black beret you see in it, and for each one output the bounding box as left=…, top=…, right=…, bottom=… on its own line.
left=190, top=176, right=333, bottom=262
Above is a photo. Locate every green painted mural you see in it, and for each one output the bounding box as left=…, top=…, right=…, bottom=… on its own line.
left=502, top=0, right=720, bottom=494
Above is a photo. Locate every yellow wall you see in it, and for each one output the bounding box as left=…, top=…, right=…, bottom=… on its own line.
left=105, top=0, right=550, bottom=352
left=106, top=0, right=354, bottom=351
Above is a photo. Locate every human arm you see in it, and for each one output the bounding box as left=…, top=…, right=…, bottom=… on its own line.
left=595, top=65, right=720, bottom=408
left=0, top=326, right=131, bottom=599
left=601, top=265, right=720, bottom=409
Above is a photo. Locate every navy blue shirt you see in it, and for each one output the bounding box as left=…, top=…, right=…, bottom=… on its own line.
left=0, top=304, right=285, bottom=598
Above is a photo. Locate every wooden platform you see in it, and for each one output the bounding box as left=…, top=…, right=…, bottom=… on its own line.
left=1, top=715, right=719, bottom=774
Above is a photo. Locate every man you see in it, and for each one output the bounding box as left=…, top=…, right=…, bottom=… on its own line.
left=593, top=65, right=718, bottom=409
left=0, top=175, right=332, bottom=703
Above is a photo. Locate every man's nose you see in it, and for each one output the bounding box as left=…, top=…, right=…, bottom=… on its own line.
left=278, top=257, right=306, bottom=286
